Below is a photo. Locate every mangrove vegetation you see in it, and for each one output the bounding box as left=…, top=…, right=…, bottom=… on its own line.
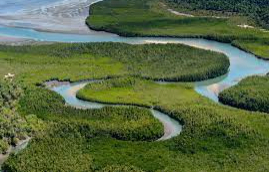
left=219, top=75, right=269, bottom=113
left=87, top=0, right=269, bottom=59
left=0, top=0, right=268, bottom=169
left=0, top=43, right=229, bottom=82
left=165, top=0, right=269, bottom=28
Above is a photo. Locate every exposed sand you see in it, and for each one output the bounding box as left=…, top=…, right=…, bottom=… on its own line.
left=0, top=36, right=52, bottom=45
left=0, top=0, right=101, bottom=34
left=0, top=36, right=36, bottom=45
left=237, top=24, right=255, bottom=29
left=237, top=24, right=269, bottom=33
left=167, top=9, right=194, bottom=17
left=45, top=80, right=71, bottom=88
left=208, top=83, right=230, bottom=96
left=0, top=35, right=27, bottom=42
left=166, top=7, right=228, bottom=19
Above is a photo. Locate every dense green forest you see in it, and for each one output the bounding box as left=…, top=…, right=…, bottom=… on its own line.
left=219, top=76, right=269, bottom=113
left=2, top=86, right=164, bottom=171
left=4, top=76, right=269, bottom=171
left=0, top=0, right=269, bottom=170
left=0, top=1, right=268, bottom=168
left=0, top=41, right=267, bottom=170
left=20, top=87, right=164, bottom=141
left=87, top=0, right=269, bottom=59
left=165, top=0, right=269, bottom=28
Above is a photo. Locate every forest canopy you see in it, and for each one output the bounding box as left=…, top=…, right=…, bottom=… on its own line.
left=165, top=0, right=269, bottom=28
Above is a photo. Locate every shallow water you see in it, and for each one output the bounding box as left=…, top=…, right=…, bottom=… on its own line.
left=50, top=81, right=183, bottom=141
left=0, top=0, right=62, bottom=15
left=0, top=0, right=98, bottom=33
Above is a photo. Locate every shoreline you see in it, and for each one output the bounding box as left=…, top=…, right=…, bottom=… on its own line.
left=0, top=0, right=99, bottom=35
left=0, top=0, right=267, bottom=61
left=45, top=79, right=184, bottom=125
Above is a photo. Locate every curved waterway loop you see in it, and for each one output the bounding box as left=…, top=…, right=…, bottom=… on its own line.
left=47, top=81, right=183, bottom=141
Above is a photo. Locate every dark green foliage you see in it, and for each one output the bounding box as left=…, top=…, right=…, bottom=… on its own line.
left=87, top=0, right=269, bottom=59
left=82, top=43, right=229, bottom=82
left=2, top=85, right=164, bottom=171
left=2, top=136, right=93, bottom=172
left=57, top=77, right=269, bottom=171
left=166, top=0, right=269, bottom=28
left=219, top=76, right=269, bottom=113
left=78, top=77, right=258, bottom=154
left=19, top=86, right=163, bottom=141
left=2, top=61, right=269, bottom=171
left=0, top=43, right=229, bottom=82
left=0, top=10, right=268, bottom=169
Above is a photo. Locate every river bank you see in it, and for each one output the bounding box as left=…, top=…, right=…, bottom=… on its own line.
left=45, top=80, right=183, bottom=141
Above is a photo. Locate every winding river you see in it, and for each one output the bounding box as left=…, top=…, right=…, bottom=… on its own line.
left=46, top=36, right=269, bottom=140
left=1, top=0, right=269, bottom=141
left=47, top=81, right=182, bottom=141
left=1, top=26, right=268, bottom=101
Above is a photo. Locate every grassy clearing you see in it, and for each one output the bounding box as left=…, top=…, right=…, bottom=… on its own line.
left=219, top=76, right=269, bottom=113
left=87, top=0, right=269, bottom=59
left=77, top=77, right=198, bottom=107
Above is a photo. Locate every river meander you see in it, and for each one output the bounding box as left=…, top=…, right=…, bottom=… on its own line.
left=1, top=0, right=269, bottom=141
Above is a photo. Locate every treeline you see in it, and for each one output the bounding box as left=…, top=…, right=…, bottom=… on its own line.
left=166, top=0, right=269, bottom=28
left=219, top=76, right=269, bottom=113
